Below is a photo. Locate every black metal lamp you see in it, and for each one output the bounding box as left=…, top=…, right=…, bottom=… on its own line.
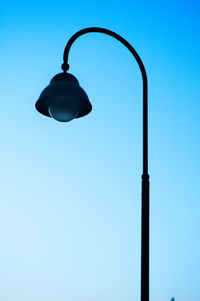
left=35, top=27, right=150, bottom=301
left=36, top=72, right=92, bottom=122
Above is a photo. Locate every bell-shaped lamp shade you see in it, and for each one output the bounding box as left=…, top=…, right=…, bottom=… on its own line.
left=35, top=73, right=92, bottom=122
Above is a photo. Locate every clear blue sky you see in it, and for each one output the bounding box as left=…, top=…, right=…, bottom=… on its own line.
left=1, top=0, right=200, bottom=300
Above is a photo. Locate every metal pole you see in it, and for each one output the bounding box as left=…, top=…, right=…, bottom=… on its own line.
left=62, top=27, right=150, bottom=301
left=141, top=68, right=150, bottom=301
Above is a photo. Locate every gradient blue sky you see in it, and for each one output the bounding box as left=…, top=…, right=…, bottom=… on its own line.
left=1, top=0, right=200, bottom=300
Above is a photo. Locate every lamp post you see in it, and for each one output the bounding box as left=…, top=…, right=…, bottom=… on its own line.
left=35, top=27, right=150, bottom=301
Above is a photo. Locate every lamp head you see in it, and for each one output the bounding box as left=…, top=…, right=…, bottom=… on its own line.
left=35, top=73, right=92, bottom=122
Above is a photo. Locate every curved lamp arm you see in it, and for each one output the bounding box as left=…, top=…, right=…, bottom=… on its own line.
left=62, top=27, right=148, bottom=176
left=62, top=27, right=150, bottom=301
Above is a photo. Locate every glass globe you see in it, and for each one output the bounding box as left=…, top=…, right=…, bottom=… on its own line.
left=48, top=96, right=79, bottom=122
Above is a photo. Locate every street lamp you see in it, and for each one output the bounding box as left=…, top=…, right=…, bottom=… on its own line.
left=35, top=27, right=150, bottom=301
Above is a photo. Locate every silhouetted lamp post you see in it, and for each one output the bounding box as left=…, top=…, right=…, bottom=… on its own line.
left=35, top=27, right=150, bottom=301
